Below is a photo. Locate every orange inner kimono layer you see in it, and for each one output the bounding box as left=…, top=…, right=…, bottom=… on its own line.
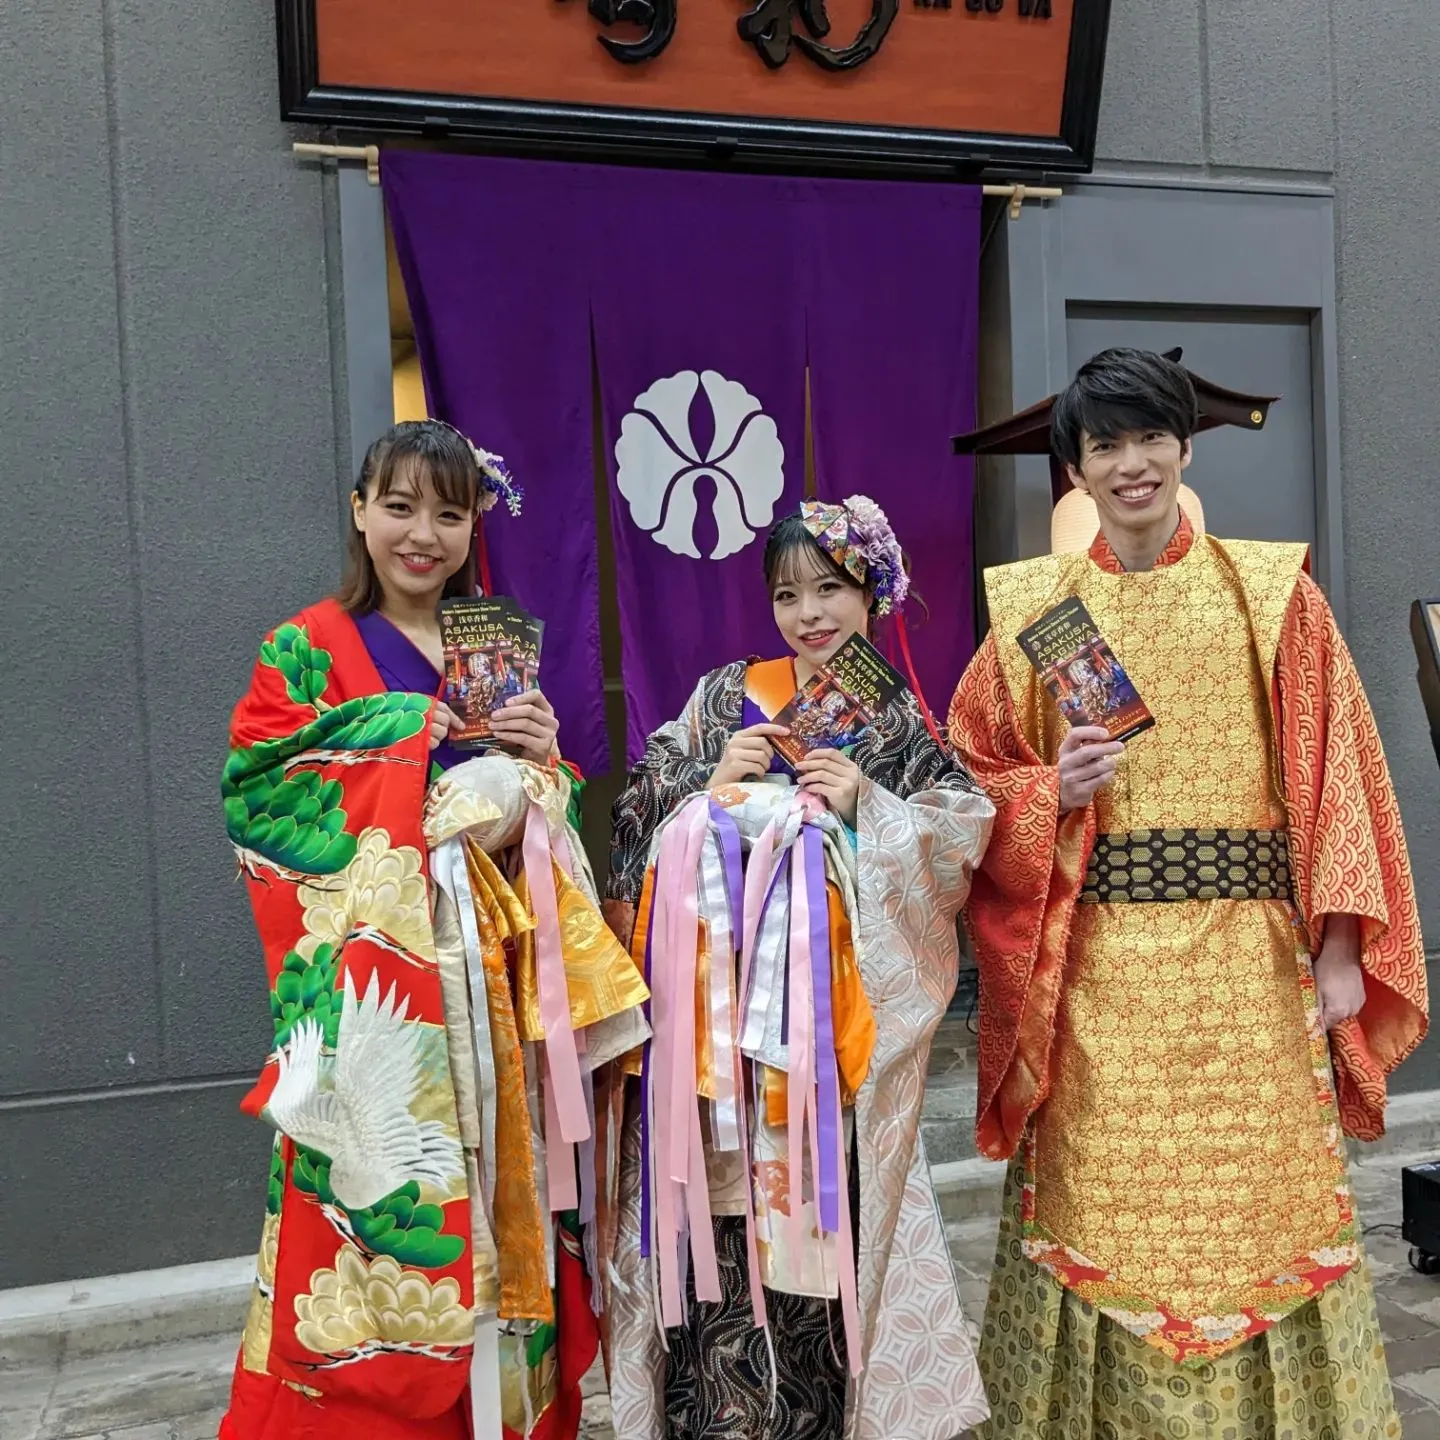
left=624, top=862, right=875, bottom=1113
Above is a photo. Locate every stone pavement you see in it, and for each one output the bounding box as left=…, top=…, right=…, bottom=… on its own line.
left=4, top=1143, right=1438, bottom=1440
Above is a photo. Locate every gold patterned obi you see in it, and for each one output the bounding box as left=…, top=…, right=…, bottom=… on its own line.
left=983, top=533, right=1355, bottom=1362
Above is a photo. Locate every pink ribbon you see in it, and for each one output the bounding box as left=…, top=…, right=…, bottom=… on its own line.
left=523, top=801, right=589, bottom=1155
left=705, top=811, right=744, bottom=1154
left=649, top=798, right=721, bottom=1325
left=645, top=820, right=685, bottom=1313
left=544, top=1066, right=579, bottom=1213
left=665, top=805, right=706, bottom=1187
left=677, top=801, right=721, bottom=1311
left=786, top=842, right=817, bottom=1267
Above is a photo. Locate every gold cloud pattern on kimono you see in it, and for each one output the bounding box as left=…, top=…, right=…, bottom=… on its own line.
left=240, top=1212, right=282, bottom=1376
left=298, top=826, right=434, bottom=961
left=294, top=1245, right=471, bottom=1354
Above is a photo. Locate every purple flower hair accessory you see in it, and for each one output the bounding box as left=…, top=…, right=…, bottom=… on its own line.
left=800, top=493, right=909, bottom=616
left=472, top=445, right=524, bottom=518
left=839, top=494, right=908, bottom=615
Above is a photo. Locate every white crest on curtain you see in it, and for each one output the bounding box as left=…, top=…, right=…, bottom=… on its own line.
left=615, top=369, right=786, bottom=560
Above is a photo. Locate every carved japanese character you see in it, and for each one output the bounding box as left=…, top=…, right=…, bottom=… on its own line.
left=737, top=0, right=899, bottom=72
left=562, top=0, right=677, bottom=64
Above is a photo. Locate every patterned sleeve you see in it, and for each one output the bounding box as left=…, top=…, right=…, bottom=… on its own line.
left=1276, top=571, right=1429, bottom=1139
left=605, top=662, right=747, bottom=909
left=853, top=685, right=987, bottom=801
left=222, top=610, right=438, bottom=1119
left=947, top=633, right=1094, bottom=1161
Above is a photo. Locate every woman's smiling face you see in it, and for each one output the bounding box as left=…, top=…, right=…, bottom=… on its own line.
left=770, top=543, right=871, bottom=672
left=350, top=460, right=475, bottom=610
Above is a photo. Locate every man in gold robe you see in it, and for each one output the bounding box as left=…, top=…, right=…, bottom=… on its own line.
left=948, top=348, right=1429, bottom=1438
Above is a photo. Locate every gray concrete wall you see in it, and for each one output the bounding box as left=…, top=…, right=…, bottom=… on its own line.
left=1092, top=1, right=1440, bottom=1089
left=0, top=2, right=344, bottom=1286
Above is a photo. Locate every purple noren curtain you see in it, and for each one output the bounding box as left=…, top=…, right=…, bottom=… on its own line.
left=383, top=152, right=981, bottom=769
left=588, top=168, right=810, bottom=762
left=383, top=151, right=609, bottom=774
left=802, top=179, right=982, bottom=719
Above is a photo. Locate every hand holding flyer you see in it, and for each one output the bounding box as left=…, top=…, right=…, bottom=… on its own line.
left=438, top=596, right=545, bottom=750
left=1017, top=595, right=1154, bottom=743
left=771, top=633, right=907, bottom=770
left=795, top=746, right=863, bottom=825
left=1056, top=724, right=1124, bottom=813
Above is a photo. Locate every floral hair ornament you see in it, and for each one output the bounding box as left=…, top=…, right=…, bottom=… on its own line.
left=429, top=419, right=524, bottom=597
left=431, top=420, right=524, bottom=518
left=799, top=494, right=910, bottom=616
left=471, top=446, right=523, bottom=518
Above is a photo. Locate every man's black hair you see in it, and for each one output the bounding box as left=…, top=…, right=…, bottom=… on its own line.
left=1050, top=348, right=1199, bottom=471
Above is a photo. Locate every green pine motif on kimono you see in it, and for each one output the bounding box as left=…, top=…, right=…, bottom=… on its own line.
left=290, top=1145, right=465, bottom=1271
left=222, top=625, right=430, bottom=875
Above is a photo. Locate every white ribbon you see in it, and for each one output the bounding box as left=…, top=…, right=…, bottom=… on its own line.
left=470, top=1316, right=502, bottom=1440
left=699, top=827, right=742, bottom=1152
left=431, top=837, right=497, bottom=1223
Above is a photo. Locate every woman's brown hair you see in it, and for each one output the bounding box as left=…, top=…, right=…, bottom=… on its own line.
left=337, top=421, right=481, bottom=614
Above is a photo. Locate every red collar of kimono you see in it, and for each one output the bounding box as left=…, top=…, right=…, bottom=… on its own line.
left=1088, top=510, right=1195, bottom=575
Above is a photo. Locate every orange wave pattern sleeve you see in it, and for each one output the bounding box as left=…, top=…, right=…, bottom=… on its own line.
left=947, top=634, right=1094, bottom=1161
left=1277, top=572, right=1429, bottom=1140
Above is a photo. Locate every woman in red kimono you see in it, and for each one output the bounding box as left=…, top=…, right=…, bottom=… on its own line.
left=219, top=422, right=646, bottom=1440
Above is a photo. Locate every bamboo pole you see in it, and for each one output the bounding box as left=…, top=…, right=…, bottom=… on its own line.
left=290, top=142, right=1062, bottom=215
left=292, top=142, right=379, bottom=185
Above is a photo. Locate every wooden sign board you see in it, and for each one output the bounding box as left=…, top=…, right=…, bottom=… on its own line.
left=278, top=0, right=1111, bottom=175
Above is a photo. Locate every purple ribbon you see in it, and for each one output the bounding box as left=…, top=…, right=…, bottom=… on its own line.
left=805, top=826, right=841, bottom=1235
left=708, top=801, right=746, bottom=953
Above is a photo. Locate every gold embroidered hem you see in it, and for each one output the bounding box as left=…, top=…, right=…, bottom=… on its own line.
left=1025, top=899, right=1355, bottom=1361
left=977, top=1160, right=1401, bottom=1440
left=1025, top=948, right=1358, bottom=1364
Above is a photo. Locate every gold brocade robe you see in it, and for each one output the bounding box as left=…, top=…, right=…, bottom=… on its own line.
left=978, top=531, right=1360, bottom=1364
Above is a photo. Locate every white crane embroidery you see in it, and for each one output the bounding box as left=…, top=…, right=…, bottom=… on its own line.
left=266, top=969, right=464, bottom=1211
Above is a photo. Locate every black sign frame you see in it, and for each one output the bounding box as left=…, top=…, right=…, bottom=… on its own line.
left=276, top=0, right=1112, bottom=177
